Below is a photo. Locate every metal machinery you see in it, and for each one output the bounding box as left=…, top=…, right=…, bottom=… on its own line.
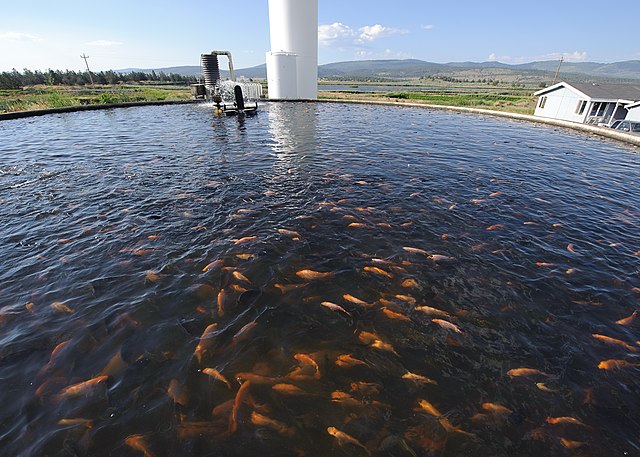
left=192, top=51, right=262, bottom=115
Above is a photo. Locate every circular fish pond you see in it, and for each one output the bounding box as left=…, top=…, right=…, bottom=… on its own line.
left=0, top=102, right=639, bottom=457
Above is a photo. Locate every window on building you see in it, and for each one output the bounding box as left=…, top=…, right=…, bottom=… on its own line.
left=538, top=96, right=547, bottom=109
left=597, top=103, right=607, bottom=116
left=590, top=102, right=601, bottom=116
left=575, top=100, right=587, bottom=115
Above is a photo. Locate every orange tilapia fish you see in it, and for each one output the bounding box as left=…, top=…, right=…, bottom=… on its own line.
left=230, top=284, right=248, bottom=293
left=536, top=382, right=558, bottom=393
left=560, top=438, right=586, bottom=450
left=296, top=269, right=334, bottom=280
left=233, top=236, right=257, bottom=245
left=125, top=434, right=156, bottom=457
left=428, top=254, right=455, bottom=262
left=235, top=372, right=282, bottom=385
left=232, top=322, right=257, bottom=343
left=327, top=427, right=370, bottom=455
left=567, top=244, right=576, bottom=253
left=272, top=383, right=309, bottom=396
left=57, top=418, right=94, bottom=429
left=395, top=294, right=416, bottom=304
left=194, top=323, right=219, bottom=363
left=598, top=359, right=640, bottom=370
left=288, top=353, right=320, bottom=381
left=232, top=271, right=252, bottom=284
left=402, top=371, right=437, bottom=385
left=202, top=368, right=231, bottom=389
left=343, top=294, right=370, bottom=307
left=546, top=416, right=589, bottom=427
left=145, top=271, right=161, bottom=283
left=381, top=307, right=411, bottom=322
left=482, top=402, right=513, bottom=416
left=507, top=368, right=550, bottom=378
left=363, top=266, right=393, bottom=279
left=415, top=306, right=451, bottom=318
left=50, top=301, right=74, bottom=314
left=592, top=334, right=637, bottom=352
left=202, top=260, right=223, bottom=272
left=335, top=354, right=368, bottom=368
left=321, top=302, right=352, bottom=317
left=432, top=319, right=463, bottom=333
left=251, top=411, right=295, bottom=438
left=100, top=350, right=128, bottom=378
left=274, top=283, right=308, bottom=293
left=402, top=246, right=430, bottom=256
left=616, top=310, right=638, bottom=326
left=229, top=380, right=252, bottom=433
left=217, top=289, right=230, bottom=317
left=277, top=228, right=301, bottom=238
left=401, top=278, right=420, bottom=289
left=535, top=262, right=556, bottom=268
left=486, top=224, right=504, bottom=231
left=415, top=399, right=443, bottom=417
left=57, top=375, right=109, bottom=399
left=167, top=379, right=188, bottom=406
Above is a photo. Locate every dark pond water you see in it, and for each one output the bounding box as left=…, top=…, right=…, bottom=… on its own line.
left=0, top=102, right=639, bottom=457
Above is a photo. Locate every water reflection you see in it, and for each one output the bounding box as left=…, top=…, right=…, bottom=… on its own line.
left=0, top=103, right=638, bottom=457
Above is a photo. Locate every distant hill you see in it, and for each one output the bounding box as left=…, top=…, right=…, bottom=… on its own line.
left=116, top=59, right=640, bottom=83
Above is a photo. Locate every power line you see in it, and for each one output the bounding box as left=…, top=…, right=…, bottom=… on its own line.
left=80, top=54, right=95, bottom=85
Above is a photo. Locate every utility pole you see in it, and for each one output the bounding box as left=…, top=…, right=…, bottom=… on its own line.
left=552, top=56, right=564, bottom=85
left=80, top=54, right=94, bottom=85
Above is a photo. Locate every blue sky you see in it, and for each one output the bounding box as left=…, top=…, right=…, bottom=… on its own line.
left=1, top=0, right=639, bottom=72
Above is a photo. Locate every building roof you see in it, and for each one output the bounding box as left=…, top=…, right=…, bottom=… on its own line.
left=535, top=81, right=640, bottom=102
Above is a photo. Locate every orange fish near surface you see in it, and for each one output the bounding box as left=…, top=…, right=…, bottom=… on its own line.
left=125, top=434, right=156, bottom=457
left=335, top=354, right=369, bottom=368
left=432, top=319, right=463, bottom=333
left=616, top=310, right=638, bottom=326
left=546, top=416, right=589, bottom=427
left=296, top=269, right=334, bottom=280
left=598, top=359, right=640, bottom=370
left=202, top=368, right=231, bottom=389
left=327, top=427, right=371, bottom=455
left=343, top=294, right=370, bottom=307
left=57, top=376, right=109, bottom=400
left=250, top=411, right=295, bottom=438
left=507, top=368, right=550, bottom=378
left=194, top=323, right=219, bottom=363
left=363, top=266, right=393, bottom=279
left=592, top=334, right=637, bottom=352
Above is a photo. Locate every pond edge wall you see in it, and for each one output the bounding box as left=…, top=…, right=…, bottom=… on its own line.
left=1, top=98, right=638, bottom=148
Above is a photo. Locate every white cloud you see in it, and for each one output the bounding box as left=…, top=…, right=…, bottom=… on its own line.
left=358, top=24, right=408, bottom=43
left=86, top=40, right=123, bottom=47
left=318, top=22, right=356, bottom=47
left=421, top=24, right=435, bottom=30
left=0, top=32, right=43, bottom=43
left=488, top=53, right=498, bottom=61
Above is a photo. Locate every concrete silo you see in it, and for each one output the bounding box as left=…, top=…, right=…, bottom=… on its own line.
left=266, top=0, right=318, bottom=100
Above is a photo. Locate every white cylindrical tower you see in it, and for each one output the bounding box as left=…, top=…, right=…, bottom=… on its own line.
left=266, top=0, right=318, bottom=100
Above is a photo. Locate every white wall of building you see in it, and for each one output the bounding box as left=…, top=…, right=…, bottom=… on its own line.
left=626, top=106, right=640, bottom=121
left=535, top=87, right=588, bottom=123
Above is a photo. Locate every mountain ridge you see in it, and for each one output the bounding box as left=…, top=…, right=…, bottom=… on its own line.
left=116, top=59, right=640, bottom=83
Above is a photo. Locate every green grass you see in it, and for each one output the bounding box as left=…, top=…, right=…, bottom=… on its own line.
left=0, top=85, right=191, bottom=113
left=385, top=92, right=533, bottom=110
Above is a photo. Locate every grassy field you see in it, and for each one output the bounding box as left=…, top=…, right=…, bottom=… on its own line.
left=1, top=82, right=538, bottom=116
left=318, top=82, right=537, bottom=115
left=0, top=85, right=192, bottom=114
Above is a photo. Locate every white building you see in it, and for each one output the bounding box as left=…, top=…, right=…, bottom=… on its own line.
left=626, top=101, right=640, bottom=122
left=534, top=82, right=640, bottom=126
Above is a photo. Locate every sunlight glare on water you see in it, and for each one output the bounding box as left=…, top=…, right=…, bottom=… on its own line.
left=0, top=102, right=639, bottom=457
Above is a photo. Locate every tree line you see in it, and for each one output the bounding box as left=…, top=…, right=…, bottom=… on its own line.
left=0, top=69, right=199, bottom=89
